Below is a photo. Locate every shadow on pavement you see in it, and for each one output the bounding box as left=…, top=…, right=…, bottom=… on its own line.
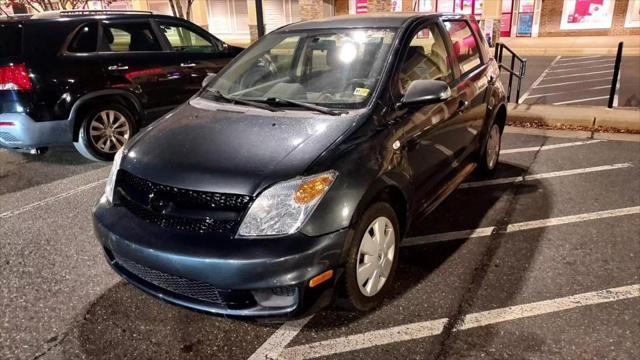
left=61, top=162, right=551, bottom=358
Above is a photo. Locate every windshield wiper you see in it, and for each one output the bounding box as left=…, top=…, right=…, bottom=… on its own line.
left=207, top=89, right=281, bottom=112
left=262, top=97, right=345, bottom=116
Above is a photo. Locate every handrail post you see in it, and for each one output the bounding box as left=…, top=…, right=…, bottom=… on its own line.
left=507, top=54, right=516, bottom=102
left=608, top=42, right=623, bottom=108
left=516, top=59, right=526, bottom=103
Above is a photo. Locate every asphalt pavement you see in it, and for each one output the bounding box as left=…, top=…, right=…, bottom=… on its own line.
left=0, top=128, right=639, bottom=360
left=499, top=55, right=640, bottom=108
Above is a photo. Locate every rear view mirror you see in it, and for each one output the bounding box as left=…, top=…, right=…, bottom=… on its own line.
left=400, top=80, right=451, bottom=107
left=202, top=73, right=216, bottom=87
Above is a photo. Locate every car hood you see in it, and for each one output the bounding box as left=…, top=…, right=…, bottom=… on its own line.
left=121, top=98, right=359, bottom=196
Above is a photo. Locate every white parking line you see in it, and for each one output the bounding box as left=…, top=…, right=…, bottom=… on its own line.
left=543, top=70, right=613, bottom=80
left=247, top=316, right=313, bottom=360
left=501, top=140, right=604, bottom=154
left=0, top=179, right=106, bottom=219
left=279, top=284, right=640, bottom=359
left=518, top=55, right=561, bottom=104
left=555, top=55, right=602, bottom=62
left=403, top=206, right=639, bottom=247
left=547, top=64, right=612, bottom=73
left=524, top=85, right=611, bottom=99
left=459, top=163, right=632, bottom=189
left=533, top=77, right=612, bottom=89
left=553, top=58, right=613, bottom=67
left=553, top=96, right=610, bottom=105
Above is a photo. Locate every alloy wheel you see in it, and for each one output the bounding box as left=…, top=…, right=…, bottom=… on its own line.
left=486, top=124, right=501, bottom=170
left=89, top=110, right=130, bottom=154
left=356, top=216, right=396, bottom=297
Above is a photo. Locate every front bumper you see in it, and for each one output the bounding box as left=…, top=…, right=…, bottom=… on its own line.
left=93, top=197, right=349, bottom=318
left=0, top=113, right=71, bottom=149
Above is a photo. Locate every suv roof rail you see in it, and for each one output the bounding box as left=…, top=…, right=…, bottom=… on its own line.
left=32, top=9, right=153, bottom=19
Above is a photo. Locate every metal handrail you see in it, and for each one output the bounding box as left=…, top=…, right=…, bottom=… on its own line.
left=494, top=42, right=527, bottom=103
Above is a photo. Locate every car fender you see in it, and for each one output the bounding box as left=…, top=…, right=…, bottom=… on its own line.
left=69, top=89, right=144, bottom=140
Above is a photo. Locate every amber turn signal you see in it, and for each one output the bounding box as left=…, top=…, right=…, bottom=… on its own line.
left=309, top=270, right=334, bottom=288
left=294, top=174, right=334, bottom=205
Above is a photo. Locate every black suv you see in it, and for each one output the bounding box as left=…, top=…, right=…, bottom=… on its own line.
left=93, top=13, right=507, bottom=318
left=0, top=10, right=242, bottom=161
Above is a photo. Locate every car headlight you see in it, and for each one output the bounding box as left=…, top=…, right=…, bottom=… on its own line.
left=105, top=149, right=124, bottom=203
left=237, top=171, right=338, bottom=237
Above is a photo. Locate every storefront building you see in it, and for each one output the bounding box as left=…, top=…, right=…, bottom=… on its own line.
left=1, top=0, right=638, bottom=43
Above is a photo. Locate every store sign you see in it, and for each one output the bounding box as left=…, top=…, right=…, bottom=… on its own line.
left=560, top=0, right=616, bottom=30
left=391, top=0, right=403, bottom=12
left=356, top=0, right=368, bottom=14
left=625, top=0, right=640, bottom=27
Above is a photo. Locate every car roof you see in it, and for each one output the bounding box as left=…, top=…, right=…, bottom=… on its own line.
left=279, top=12, right=466, bottom=32
left=0, top=10, right=183, bottom=23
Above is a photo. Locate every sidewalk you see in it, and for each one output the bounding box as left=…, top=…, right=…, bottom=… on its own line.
left=501, top=35, right=640, bottom=56
left=507, top=103, right=640, bottom=132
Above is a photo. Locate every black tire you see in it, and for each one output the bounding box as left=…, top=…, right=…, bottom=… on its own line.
left=73, top=103, right=136, bottom=162
left=341, top=202, right=400, bottom=312
left=477, top=122, right=501, bottom=175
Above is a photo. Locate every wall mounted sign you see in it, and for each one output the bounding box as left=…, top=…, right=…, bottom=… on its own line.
left=391, top=0, right=403, bottom=12
left=560, top=0, right=616, bottom=30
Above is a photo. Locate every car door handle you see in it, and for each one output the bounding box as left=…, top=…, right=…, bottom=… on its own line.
left=456, top=100, right=469, bottom=114
left=180, top=62, right=196, bottom=68
left=107, top=65, right=129, bottom=71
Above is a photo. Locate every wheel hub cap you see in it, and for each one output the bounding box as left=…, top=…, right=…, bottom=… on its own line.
left=356, top=216, right=395, bottom=297
left=486, top=124, right=500, bottom=169
left=89, top=110, right=130, bottom=154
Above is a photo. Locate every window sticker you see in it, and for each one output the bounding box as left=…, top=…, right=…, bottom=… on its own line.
left=354, top=88, right=370, bottom=96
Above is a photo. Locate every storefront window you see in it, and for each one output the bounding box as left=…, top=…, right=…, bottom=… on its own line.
left=560, top=0, right=616, bottom=30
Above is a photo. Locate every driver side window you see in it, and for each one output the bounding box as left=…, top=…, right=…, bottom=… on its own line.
left=398, top=23, right=452, bottom=95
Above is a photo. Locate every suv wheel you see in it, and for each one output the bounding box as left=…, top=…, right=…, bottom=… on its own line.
left=342, top=202, right=400, bottom=312
left=74, top=104, right=136, bottom=162
left=477, top=122, right=501, bottom=175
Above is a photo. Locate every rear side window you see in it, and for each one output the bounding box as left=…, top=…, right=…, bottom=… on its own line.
left=68, top=23, right=98, bottom=53
left=0, top=23, right=22, bottom=57
left=158, top=23, right=219, bottom=53
left=101, top=22, right=162, bottom=52
left=443, top=20, right=482, bottom=74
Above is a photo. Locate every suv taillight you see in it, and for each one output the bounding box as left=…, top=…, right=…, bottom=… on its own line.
left=0, top=64, right=32, bottom=91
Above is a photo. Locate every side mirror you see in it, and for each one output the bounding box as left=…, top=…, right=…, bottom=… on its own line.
left=202, top=73, right=216, bottom=88
left=400, top=80, right=451, bottom=107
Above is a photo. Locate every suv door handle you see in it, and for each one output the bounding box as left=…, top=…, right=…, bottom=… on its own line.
left=180, top=62, right=196, bottom=68
left=107, top=65, right=129, bottom=71
left=456, top=100, right=469, bottom=114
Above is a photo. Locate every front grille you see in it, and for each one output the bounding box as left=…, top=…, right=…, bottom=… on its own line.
left=117, top=256, right=225, bottom=305
left=115, top=170, right=252, bottom=234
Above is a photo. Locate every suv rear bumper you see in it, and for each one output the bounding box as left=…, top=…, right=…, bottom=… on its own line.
left=0, top=113, right=71, bottom=149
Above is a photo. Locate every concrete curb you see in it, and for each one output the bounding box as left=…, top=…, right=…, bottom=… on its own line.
left=507, top=104, right=640, bottom=131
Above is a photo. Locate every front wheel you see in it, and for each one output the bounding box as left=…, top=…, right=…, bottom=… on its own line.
left=341, top=202, right=400, bottom=312
left=74, top=104, right=136, bottom=162
left=477, top=122, right=501, bottom=175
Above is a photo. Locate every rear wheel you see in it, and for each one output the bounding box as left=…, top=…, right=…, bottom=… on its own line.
left=341, top=202, right=400, bottom=312
left=74, top=104, right=135, bottom=162
left=477, top=122, right=501, bottom=175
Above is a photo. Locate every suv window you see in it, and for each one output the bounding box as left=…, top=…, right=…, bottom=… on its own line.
left=159, top=23, right=218, bottom=53
left=443, top=20, right=482, bottom=74
left=101, top=22, right=162, bottom=52
left=398, top=23, right=452, bottom=94
left=68, top=23, right=98, bottom=53
left=0, top=23, right=22, bottom=57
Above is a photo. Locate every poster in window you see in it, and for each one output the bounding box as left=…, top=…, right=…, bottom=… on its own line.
left=517, top=13, right=534, bottom=36
left=391, top=0, right=402, bottom=11
left=356, top=0, right=368, bottom=14
left=560, top=0, right=616, bottom=30
left=625, top=0, right=640, bottom=27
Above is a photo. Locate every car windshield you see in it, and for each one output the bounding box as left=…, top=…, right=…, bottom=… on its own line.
left=201, top=28, right=397, bottom=110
